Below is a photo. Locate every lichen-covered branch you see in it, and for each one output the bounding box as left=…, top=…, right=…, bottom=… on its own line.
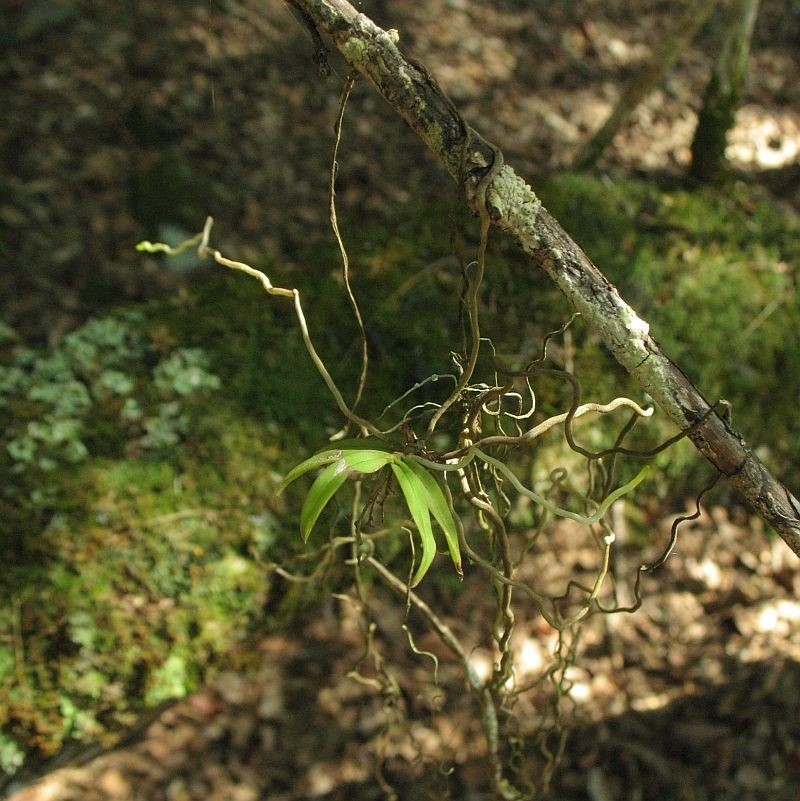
left=286, top=0, right=800, bottom=556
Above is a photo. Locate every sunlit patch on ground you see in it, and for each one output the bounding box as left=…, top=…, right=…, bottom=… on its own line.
left=728, top=105, right=800, bottom=170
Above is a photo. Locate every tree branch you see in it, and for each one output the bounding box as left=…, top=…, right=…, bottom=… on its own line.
left=286, top=0, right=800, bottom=557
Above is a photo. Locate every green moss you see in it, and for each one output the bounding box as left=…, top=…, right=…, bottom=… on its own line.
left=1, top=412, right=281, bottom=768
left=533, top=174, right=800, bottom=490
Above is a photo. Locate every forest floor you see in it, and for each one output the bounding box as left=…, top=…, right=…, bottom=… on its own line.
left=7, top=508, right=800, bottom=800
left=3, top=0, right=800, bottom=799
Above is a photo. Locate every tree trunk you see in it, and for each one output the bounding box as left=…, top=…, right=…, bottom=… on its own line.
left=572, top=0, right=720, bottom=170
left=690, top=0, right=762, bottom=183
left=286, top=0, right=800, bottom=557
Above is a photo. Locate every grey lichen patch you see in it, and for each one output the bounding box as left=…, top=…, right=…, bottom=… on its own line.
left=630, top=348, right=698, bottom=422
left=338, top=23, right=440, bottom=146
left=339, top=14, right=400, bottom=72
left=605, top=307, right=653, bottom=370
left=491, top=166, right=543, bottom=248
left=619, top=305, right=650, bottom=342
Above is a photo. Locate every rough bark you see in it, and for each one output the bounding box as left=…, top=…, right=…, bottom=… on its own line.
left=286, top=0, right=800, bottom=557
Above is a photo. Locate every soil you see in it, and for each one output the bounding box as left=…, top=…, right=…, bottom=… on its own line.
left=3, top=0, right=800, bottom=799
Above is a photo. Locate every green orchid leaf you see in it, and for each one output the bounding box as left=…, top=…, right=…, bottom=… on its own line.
left=390, top=460, right=437, bottom=586
left=276, top=449, right=346, bottom=495
left=340, top=449, right=396, bottom=474
left=287, top=449, right=397, bottom=540
left=300, top=461, right=350, bottom=541
left=403, top=458, right=462, bottom=578
left=276, top=437, right=391, bottom=495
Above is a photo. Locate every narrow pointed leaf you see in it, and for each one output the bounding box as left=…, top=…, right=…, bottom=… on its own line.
left=277, top=447, right=395, bottom=495
left=300, top=461, right=349, bottom=541
left=340, top=449, right=396, bottom=474
left=403, top=458, right=462, bottom=578
left=277, top=449, right=345, bottom=494
left=390, top=460, right=437, bottom=586
left=292, top=450, right=396, bottom=540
